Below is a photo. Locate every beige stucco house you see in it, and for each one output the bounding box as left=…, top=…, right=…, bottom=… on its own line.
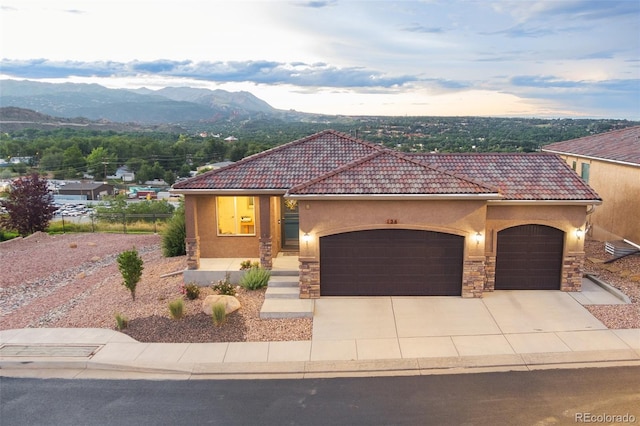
left=543, top=126, right=640, bottom=244
left=172, top=130, right=601, bottom=298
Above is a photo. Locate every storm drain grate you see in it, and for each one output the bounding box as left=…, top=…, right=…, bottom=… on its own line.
left=0, top=345, right=100, bottom=358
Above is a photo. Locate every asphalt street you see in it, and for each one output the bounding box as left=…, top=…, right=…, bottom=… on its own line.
left=2, top=366, right=639, bottom=425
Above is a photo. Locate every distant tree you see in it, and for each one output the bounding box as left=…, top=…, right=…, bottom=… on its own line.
left=86, top=147, right=116, bottom=179
left=0, top=173, right=57, bottom=236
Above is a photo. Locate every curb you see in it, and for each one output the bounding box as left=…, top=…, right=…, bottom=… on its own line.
left=3, top=350, right=640, bottom=380
left=586, top=274, right=632, bottom=303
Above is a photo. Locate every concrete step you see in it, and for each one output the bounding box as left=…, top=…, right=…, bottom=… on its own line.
left=270, top=269, right=299, bottom=277
left=259, top=298, right=314, bottom=319
left=268, top=276, right=299, bottom=287
left=265, top=286, right=299, bottom=299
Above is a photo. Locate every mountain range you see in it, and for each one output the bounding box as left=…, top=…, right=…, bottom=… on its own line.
left=0, top=79, right=311, bottom=125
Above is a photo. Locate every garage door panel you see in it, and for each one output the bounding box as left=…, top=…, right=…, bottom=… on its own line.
left=495, top=225, right=564, bottom=290
left=320, top=229, right=463, bottom=296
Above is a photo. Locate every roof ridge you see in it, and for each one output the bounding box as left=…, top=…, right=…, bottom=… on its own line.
left=288, top=148, right=500, bottom=195
left=173, top=129, right=385, bottom=189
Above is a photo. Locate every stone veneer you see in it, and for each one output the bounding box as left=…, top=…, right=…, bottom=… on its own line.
left=299, top=259, right=320, bottom=299
left=462, top=258, right=485, bottom=298
left=259, top=238, right=273, bottom=270
left=185, top=237, right=200, bottom=270
left=561, top=252, right=584, bottom=292
left=484, top=255, right=496, bottom=291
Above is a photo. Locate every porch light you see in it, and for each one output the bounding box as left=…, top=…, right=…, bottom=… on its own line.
left=576, top=228, right=584, bottom=240
left=302, top=233, right=312, bottom=243
left=475, top=232, right=482, bottom=244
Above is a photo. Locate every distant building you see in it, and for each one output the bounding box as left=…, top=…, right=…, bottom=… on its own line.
left=224, top=136, right=238, bottom=142
left=56, top=182, right=115, bottom=201
left=108, top=165, right=135, bottom=182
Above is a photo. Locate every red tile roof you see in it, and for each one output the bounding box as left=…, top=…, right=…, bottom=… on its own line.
left=173, top=129, right=601, bottom=202
left=288, top=150, right=498, bottom=196
left=542, top=126, right=640, bottom=165
left=413, top=153, right=601, bottom=201
left=172, top=130, right=383, bottom=191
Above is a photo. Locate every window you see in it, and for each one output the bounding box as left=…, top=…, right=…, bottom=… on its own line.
left=217, top=196, right=255, bottom=236
left=581, top=163, right=590, bottom=182
left=572, top=161, right=577, bottom=171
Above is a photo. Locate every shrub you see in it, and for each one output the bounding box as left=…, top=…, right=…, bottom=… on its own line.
left=212, top=273, right=237, bottom=296
left=240, top=267, right=271, bottom=290
left=240, top=259, right=260, bottom=270
left=115, top=313, right=128, bottom=330
left=212, top=303, right=227, bottom=327
left=162, top=202, right=186, bottom=257
left=183, top=283, right=200, bottom=300
left=117, top=248, right=144, bottom=301
left=168, top=298, right=185, bottom=320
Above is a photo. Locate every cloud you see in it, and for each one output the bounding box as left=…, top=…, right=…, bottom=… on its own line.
left=402, top=24, right=445, bottom=34
left=294, top=0, right=337, bottom=8
left=0, top=58, right=422, bottom=89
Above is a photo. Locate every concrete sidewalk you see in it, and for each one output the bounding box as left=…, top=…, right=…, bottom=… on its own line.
left=1, top=279, right=639, bottom=380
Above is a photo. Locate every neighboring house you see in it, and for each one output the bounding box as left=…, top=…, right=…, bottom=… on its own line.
left=108, top=166, right=135, bottom=182
left=57, top=182, right=114, bottom=201
left=172, top=130, right=601, bottom=299
left=542, top=126, right=640, bottom=244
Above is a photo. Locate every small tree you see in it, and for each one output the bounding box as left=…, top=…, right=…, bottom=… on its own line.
left=0, top=173, right=57, bottom=236
left=117, top=248, right=144, bottom=301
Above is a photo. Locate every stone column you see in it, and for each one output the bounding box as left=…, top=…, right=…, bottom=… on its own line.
left=299, top=258, right=320, bottom=299
left=561, top=252, right=584, bottom=292
left=258, top=195, right=272, bottom=269
left=259, top=238, right=273, bottom=270
left=185, top=237, right=200, bottom=270
left=462, top=257, right=486, bottom=298
left=484, top=255, right=496, bottom=291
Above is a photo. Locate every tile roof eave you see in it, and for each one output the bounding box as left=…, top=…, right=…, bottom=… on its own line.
left=541, top=148, right=640, bottom=168
left=170, top=188, right=286, bottom=195
left=487, top=199, right=602, bottom=206
left=285, top=193, right=503, bottom=201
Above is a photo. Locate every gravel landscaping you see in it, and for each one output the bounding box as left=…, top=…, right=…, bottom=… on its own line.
left=0, top=232, right=312, bottom=343
left=0, top=233, right=638, bottom=343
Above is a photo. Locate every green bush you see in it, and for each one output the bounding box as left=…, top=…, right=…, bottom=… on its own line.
left=117, top=248, right=144, bottom=301
left=212, top=303, right=227, bottom=327
left=168, top=298, right=185, bottom=320
left=240, top=267, right=271, bottom=290
left=162, top=202, right=186, bottom=257
left=114, top=313, right=128, bottom=330
left=183, top=283, right=200, bottom=300
left=212, top=273, right=237, bottom=296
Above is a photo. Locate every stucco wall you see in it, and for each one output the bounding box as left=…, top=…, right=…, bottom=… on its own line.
left=559, top=155, right=639, bottom=243
left=298, top=199, right=487, bottom=260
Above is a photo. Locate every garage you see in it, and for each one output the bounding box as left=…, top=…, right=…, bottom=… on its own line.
left=495, top=224, right=564, bottom=290
left=320, top=229, right=464, bottom=296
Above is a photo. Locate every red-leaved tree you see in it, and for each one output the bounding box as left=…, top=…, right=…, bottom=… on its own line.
left=0, top=173, right=57, bottom=236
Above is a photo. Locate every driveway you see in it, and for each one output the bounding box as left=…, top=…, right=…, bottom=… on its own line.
left=311, top=284, right=639, bottom=361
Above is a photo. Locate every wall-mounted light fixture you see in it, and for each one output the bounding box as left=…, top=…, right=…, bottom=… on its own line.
left=575, top=228, right=584, bottom=240
left=475, top=232, right=482, bottom=245
left=302, top=233, right=311, bottom=246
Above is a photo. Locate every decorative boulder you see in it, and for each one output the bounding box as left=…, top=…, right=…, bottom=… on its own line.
left=202, top=295, right=241, bottom=315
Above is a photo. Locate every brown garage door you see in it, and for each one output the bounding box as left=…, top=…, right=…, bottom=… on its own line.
left=320, top=229, right=464, bottom=296
left=495, top=225, right=564, bottom=290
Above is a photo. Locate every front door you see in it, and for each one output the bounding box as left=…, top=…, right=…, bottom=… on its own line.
left=281, top=198, right=299, bottom=250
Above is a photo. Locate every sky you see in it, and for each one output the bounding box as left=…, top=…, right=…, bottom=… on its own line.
left=1, top=0, right=639, bottom=119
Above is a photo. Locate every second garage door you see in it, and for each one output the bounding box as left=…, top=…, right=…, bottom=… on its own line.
left=320, top=229, right=464, bottom=296
left=495, top=224, right=564, bottom=290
